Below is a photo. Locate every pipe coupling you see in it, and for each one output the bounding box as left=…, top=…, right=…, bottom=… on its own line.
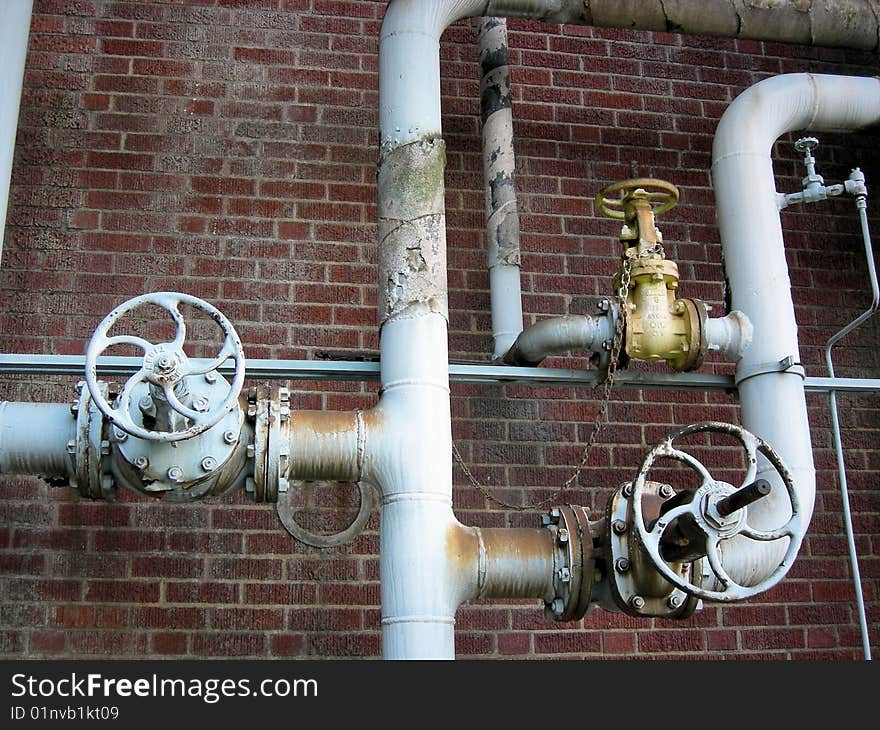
left=541, top=505, right=596, bottom=622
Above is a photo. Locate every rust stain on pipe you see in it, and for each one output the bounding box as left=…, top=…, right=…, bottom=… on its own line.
left=479, top=528, right=556, bottom=600
left=289, top=409, right=363, bottom=482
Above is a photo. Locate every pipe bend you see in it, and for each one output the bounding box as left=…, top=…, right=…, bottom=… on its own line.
left=504, top=314, right=611, bottom=365
left=713, top=73, right=880, bottom=163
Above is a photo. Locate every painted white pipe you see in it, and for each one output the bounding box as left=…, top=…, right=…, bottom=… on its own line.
left=704, top=310, right=752, bottom=362
left=0, top=402, right=72, bottom=478
left=0, top=0, right=33, bottom=265
left=711, top=73, right=880, bottom=584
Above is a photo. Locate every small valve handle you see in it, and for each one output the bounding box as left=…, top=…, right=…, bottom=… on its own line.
left=794, top=136, right=819, bottom=154
left=595, top=178, right=679, bottom=221
left=715, top=479, right=771, bottom=518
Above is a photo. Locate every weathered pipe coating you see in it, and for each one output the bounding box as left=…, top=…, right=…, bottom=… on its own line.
left=377, top=138, right=449, bottom=327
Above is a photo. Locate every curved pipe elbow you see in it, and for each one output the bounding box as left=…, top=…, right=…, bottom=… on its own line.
left=503, top=314, right=612, bottom=366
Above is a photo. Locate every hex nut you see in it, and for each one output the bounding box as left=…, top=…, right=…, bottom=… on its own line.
left=557, top=528, right=569, bottom=544
left=622, top=483, right=634, bottom=498
left=667, top=594, right=683, bottom=608
left=612, top=519, right=627, bottom=534
left=133, top=456, right=149, bottom=469
left=223, top=429, right=237, bottom=445
left=659, top=484, right=675, bottom=499
left=630, top=595, right=645, bottom=610
left=167, top=466, right=183, bottom=482
left=201, top=456, right=217, bottom=472
left=615, top=557, right=631, bottom=573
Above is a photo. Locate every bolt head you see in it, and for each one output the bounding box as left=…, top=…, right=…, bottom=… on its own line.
left=193, top=397, right=210, bottom=413
left=612, top=519, right=627, bottom=535
left=615, top=557, right=631, bottom=573
left=66, top=440, right=76, bottom=455
left=667, top=594, right=683, bottom=609
left=167, top=466, right=183, bottom=481
left=278, top=477, right=289, bottom=494
left=133, top=456, right=149, bottom=469
left=100, top=440, right=111, bottom=456
left=622, top=483, right=634, bottom=498
left=552, top=598, right=565, bottom=615
left=630, top=595, right=645, bottom=610
left=659, top=484, right=675, bottom=499
left=557, top=528, right=569, bottom=544
left=204, top=371, right=218, bottom=384
left=223, top=429, right=237, bottom=445
left=200, top=456, right=217, bottom=472
left=113, top=427, right=128, bottom=442
left=598, top=299, right=610, bottom=312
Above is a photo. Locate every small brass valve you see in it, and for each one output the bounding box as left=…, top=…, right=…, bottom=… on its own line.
left=595, top=178, right=707, bottom=372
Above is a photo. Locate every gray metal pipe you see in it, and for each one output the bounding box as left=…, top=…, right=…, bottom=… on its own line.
left=0, top=402, right=72, bottom=479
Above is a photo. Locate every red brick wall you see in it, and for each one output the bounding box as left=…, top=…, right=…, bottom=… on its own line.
left=1, top=0, right=878, bottom=659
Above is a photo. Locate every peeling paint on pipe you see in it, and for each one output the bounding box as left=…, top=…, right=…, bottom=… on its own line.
left=378, top=139, right=449, bottom=326
left=479, top=17, right=525, bottom=359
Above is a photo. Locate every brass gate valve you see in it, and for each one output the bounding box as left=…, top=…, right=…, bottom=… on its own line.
left=595, top=178, right=707, bottom=372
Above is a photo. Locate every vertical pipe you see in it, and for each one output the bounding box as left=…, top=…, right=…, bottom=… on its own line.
left=0, top=0, right=33, bottom=265
left=478, top=17, right=524, bottom=360
left=824, top=196, right=876, bottom=661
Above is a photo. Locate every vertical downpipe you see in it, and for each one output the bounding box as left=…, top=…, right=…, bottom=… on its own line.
left=478, top=17, right=524, bottom=360
left=0, top=0, right=33, bottom=265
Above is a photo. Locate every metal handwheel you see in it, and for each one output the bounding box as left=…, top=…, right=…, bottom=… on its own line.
left=631, top=421, right=804, bottom=602
left=595, top=177, right=680, bottom=220
left=85, top=292, right=246, bottom=443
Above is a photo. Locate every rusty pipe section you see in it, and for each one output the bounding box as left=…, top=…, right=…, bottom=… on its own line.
left=287, top=409, right=370, bottom=483
left=474, top=527, right=557, bottom=600
left=479, top=17, right=525, bottom=360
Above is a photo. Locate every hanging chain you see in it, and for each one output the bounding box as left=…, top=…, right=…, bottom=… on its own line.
left=453, top=245, right=663, bottom=511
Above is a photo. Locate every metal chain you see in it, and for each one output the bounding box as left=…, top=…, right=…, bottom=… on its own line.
left=453, top=245, right=663, bottom=511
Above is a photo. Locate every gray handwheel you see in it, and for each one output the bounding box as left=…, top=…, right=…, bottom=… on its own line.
left=85, top=292, right=245, bottom=443
left=632, top=421, right=803, bottom=602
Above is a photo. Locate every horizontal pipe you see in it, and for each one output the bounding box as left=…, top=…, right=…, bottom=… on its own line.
left=287, top=409, right=368, bottom=483
left=475, top=527, right=556, bottom=601
left=3, top=354, right=879, bottom=393
left=0, top=402, right=72, bottom=478
left=503, top=314, right=613, bottom=366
